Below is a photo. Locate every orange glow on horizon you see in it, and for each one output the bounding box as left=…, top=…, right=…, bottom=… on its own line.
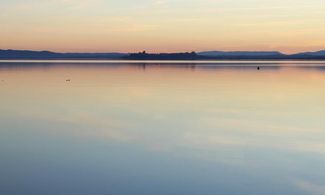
left=1, top=0, right=325, bottom=53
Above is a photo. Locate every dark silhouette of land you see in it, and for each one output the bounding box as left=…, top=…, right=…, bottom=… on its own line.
left=0, top=50, right=125, bottom=60
left=2, top=49, right=325, bottom=60
left=198, top=51, right=285, bottom=60
left=125, top=51, right=198, bottom=60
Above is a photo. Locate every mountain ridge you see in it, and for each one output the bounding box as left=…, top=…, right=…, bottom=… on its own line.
left=2, top=49, right=325, bottom=60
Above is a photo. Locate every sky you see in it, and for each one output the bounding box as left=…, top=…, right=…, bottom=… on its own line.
left=1, top=0, right=325, bottom=53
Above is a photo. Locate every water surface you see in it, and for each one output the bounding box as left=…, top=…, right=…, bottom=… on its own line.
left=1, top=61, right=325, bottom=195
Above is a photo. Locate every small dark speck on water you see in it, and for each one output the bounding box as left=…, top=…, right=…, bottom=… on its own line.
left=257, top=66, right=260, bottom=70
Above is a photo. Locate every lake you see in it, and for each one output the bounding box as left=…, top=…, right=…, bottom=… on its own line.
left=1, top=61, right=325, bottom=195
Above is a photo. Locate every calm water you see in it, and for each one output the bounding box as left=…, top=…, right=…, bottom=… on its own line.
left=1, top=61, right=325, bottom=195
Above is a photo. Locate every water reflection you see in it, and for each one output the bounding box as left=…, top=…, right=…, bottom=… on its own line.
left=1, top=61, right=325, bottom=195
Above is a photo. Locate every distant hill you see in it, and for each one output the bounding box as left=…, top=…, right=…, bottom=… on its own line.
left=198, top=50, right=325, bottom=60
left=198, top=51, right=285, bottom=59
left=2, top=49, right=325, bottom=60
left=198, top=51, right=284, bottom=56
left=124, top=51, right=198, bottom=60
left=0, top=49, right=127, bottom=60
left=289, top=50, right=325, bottom=59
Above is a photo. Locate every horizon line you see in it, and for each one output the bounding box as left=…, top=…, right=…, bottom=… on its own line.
left=1, top=48, right=325, bottom=55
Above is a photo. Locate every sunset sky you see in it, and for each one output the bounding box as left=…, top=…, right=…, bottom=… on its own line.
left=1, top=0, right=325, bottom=53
